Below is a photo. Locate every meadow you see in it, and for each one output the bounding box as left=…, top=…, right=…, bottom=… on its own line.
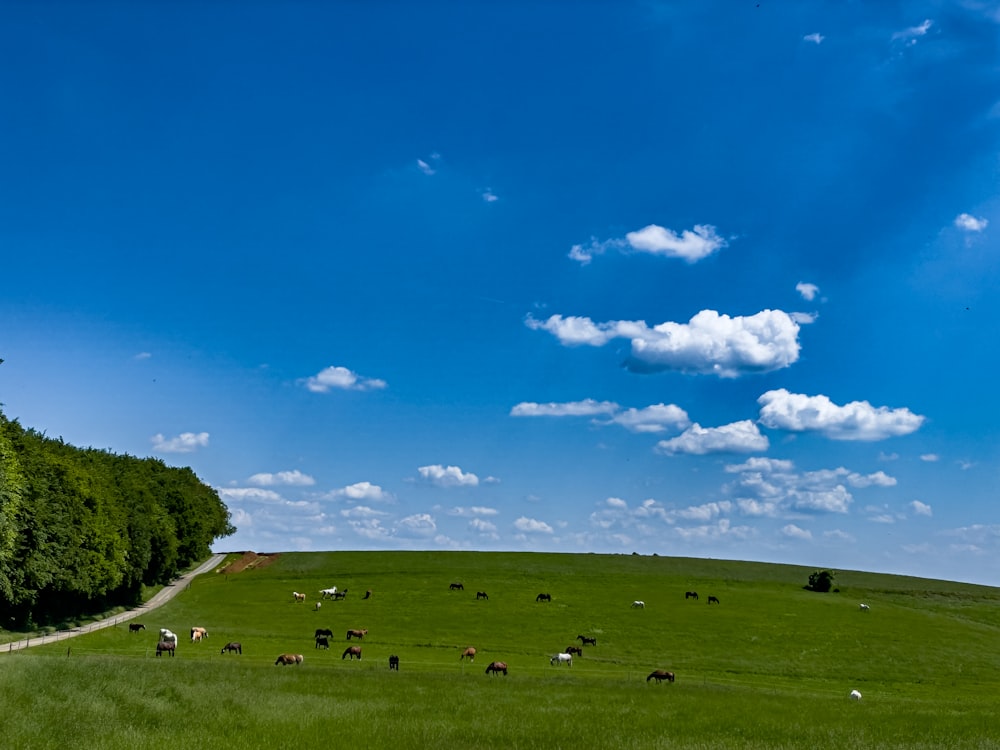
left=2, top=550, right=1000, bottom=749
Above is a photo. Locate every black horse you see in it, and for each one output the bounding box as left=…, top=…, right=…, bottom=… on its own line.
left=128, top=623, right=146, bottom=633
left=536, top=593, right=551, bottom=602
left=389, top=654, right=399, bottom=671
left=156, top=641, right=175, bottom=657
left=315, top=628, right=334, bottom=639
left=647, top=670, right=675, bottom=683
left=315, top=636, right=330, bottom=649
left=577, top=635, right=597, bottom=646
left=476, top=591, right=489, bottom=600
left=707, top=595, right=720, bottom=604
left=450, top=583, right=464, bottom=591
left=685, top=591, right=699, bottom=600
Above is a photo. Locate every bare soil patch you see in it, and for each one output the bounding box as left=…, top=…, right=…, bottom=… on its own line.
left=218, top=551, right=281, bottom=575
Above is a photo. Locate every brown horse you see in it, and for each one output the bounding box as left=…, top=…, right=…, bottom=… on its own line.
left=155, top=640, right=175, bottom=657
left=342, top=646, right=362, bottom=660
left=485, top=661, right=508, bottom=676
left=577, top=635, right=597, bottom=646
left=647, top=670, right=675, bottom=683
left=346, top=628, right=368, bottom=640
left=221, top=642, right=242, bottom=655
left=275, top=653, right=303, bottom=665
left=128, top=623, right=145, bottom=633
left=460, top=647, right=477, bottom=661
left=565, top=646, right=583, bottom=656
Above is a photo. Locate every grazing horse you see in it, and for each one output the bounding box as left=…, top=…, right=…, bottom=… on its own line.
left=859, top=603, right=870, bottom=612
left=315, top=628, right=334, bottom=639
left=159, top=628, right=177, bottom=645
left=346, top=628, right=368, bottom=640
left=315, top=636, right=330, bottom=650
left=128, top=623, right=145, bottom=633
left=707, top=595, right=720, bottom=604
left=631, top=600, right=645, bottom=608
left=535, top=593, right=551, bottom=602
left=342, top=646, right=362, bottom=660
left=460, top=647, right=477, bottom=662
left=388, top=654, right=399, bottom=671
left=565, top=646, right=583, bottom=657
left=550, top=653, right=572, bottom=667
left=647, top=670, right=675, bottom=683
left=293, top=591, right=306, bottom=603
left=221, top=642, right=242, bottom=655
left=190, top=626, right=208, bottom=642
left=320, top=587, right=338, bottom=599
left=275, top=653, right=304, bottom=666
left=850, top=689, right=862, bottom=701
left=156, top=640, right=175, bottom=657
left=685, top=591, right=699, bottom=600
left=485, top=661, right=508, bottom=676
left=450, top=582, right=464, bottom=591
left=476, top=591, right=489, bottom=600
left=363, top=589, right=372, bottom=600
left=576, top=635, right=597, bottom=646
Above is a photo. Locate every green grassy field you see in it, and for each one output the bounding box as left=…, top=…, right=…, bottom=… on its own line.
left=2, top=551, right=1000, bottom=749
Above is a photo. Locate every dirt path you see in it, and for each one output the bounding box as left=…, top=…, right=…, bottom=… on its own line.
left=1, top=553, right=227, bottom=653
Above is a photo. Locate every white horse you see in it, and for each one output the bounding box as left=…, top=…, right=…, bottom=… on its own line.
left=550, top=653, right=573, bottom=666
left=314, top=601, right=322, bottom=611
left=159, top=628, right=177, bottom=644
left=631, top=600, right=645, bottom=608
left=320, top=587, right=338, bottom=599
left=850, top=689, right=862, bottom=701
left=859, top=603, right=870, bottom=612
left=293, top=591, right=306, bottom=602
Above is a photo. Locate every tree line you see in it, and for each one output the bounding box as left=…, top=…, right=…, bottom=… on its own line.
left=0, top=409, right=234, bottom=628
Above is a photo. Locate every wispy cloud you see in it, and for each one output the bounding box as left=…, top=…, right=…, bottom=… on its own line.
left=796, top=282, right=820, bottom=301
left=781, top=523, right=813, bottom=540
left=301, top=365, right=387, bottom=393
left=910, top=500, right=933, bottom=517
left=151, top=431, right=209, bottom=453
left=569, top=223, right=726, bottom=264
left=892, top=19, right=932, bottom=45
left=527, top=309, right=805, bottom=378
left=417, top=153, right=441, bottom=175
left=481, top=188, right=499, bottom=202
left=758, top=389, right=925, bottom=441
left=510, top=399, right=690, bottom=434
left=134, top=351, right=152, bottom=360
left=510, top=399, right=619, bottom=418
left=249, top=470, right=315, bottom=487
left=803, top=32, right=824, bottom=44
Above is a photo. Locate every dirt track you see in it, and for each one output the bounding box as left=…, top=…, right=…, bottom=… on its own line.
left=1, top=553, right=226, bottom=653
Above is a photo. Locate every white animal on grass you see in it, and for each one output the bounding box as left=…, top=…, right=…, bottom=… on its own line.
left=631, top=600, right=645, bottom=608
left=550, top=653, right=573, bottom=666
left=320, top=587, right=338, bottom=599
left=859, top=603, right=870, bottom=611
left=314, top=601, right=322, bottom=611
left=850, top=689, right=862, bottom=701
left=159, top=628, right=177, bottom=644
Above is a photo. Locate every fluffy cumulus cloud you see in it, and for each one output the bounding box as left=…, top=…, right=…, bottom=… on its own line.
left=781, top=523, right=813, bottom=540
left=568, top=223, right=725, bottom=265
left=757, top=389, right=925, bottom=441
left=417, top=464, right=480, bottom=488
left=331, top=481, right=393, bottom=502
left=955, top=213, right=988, bottom=232
left=527, top=309, right=804, bottom=377
left=910, top=500, right=933, bottom=517
left=656, top=420, right=768, bottom=455
left=608, top=404, right=691, bottom=433
left=396, top=513, right=437, bottom=537
left=301, top=365, right=387, bottom=393
left=514, top=516, right=554, bottom=534
left=249, top=470, right=315, bottom=487
left=723, top=458, right=895, bottom=515
left=151, top=431, right=209, bottom=453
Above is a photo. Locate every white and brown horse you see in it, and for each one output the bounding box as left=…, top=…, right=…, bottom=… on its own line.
left=460, top=647, right=477, bottom=661
left=190, top=626, right=208, bottom=642
left=485, top=661, right=508, bottom=676
left=275, top=653, right=303, bottom=665
left=346, top=628, right=368, bottom=640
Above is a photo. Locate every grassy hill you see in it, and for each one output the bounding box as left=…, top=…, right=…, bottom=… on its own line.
left=2, top=550, right=999, bottom=749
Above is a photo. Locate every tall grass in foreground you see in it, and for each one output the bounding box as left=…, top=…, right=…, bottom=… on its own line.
left=3, top=550, right=1000, bottom=749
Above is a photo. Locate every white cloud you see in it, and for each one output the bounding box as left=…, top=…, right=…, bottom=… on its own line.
left=757, top=389, right=925, bottom=441
left=892, top=19, right=932, bottom=44
left=510, top=399, right=619, bottom=417
left=217, top=487, right=285, bottom=505
left=672, top=501, right=733, bottom=522
left=302, top=365, right=387, bottom=393
left=448, top=506, right=499, bottom=517
left=249, top=470, right=316, bottom=487
left=397, top=513, right=437, bottom=537
left=656, top=420, right=769, bottom=455
left=469, top=518, right=499, bottom=537
left=796, top=282, right=819, bottom=301
left=920, top=453, right=940, bottom=462
left=781, top=524, right=813, bottom=540
left=955, top=213, right=988, bottom=232
left=803, top=33, right=824, bottom=44
left=151, top=431, right=209, bottom=453
left=528, top=309, right=804, bottom=377
left=624, top=223, right=727, bottom=262
left=134, top=351, right=152, bottom=360
left=567, top=237, right=627, bottom=265
left=481, top=188, right=499, bottom=202
left=418, top=464, right=480, bottom=488
left=514, top=516, right=554, bottom=534
left=847, top=470, right=896, bottom=488
left=331, top=481, right=393, bottom=502
left=910, top=500, right=933, bottom=516
left=340, top=505, right=389, bottom=519
left=609, top=404, right=691, bottom=433
left=417, top=154, right=441, bottom=175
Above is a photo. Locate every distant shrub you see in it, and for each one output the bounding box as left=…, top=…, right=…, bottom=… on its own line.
left=806, top=570, right=836, bottom=593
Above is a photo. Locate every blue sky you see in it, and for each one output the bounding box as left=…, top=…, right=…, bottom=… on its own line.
left=2, top=1, right=999, bottom=585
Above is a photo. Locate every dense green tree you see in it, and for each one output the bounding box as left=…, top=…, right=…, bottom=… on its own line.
left=806, top=569, right=836, bottom=593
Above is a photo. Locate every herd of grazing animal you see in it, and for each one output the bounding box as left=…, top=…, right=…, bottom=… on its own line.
left=132, top=578, right=869, bottom=699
